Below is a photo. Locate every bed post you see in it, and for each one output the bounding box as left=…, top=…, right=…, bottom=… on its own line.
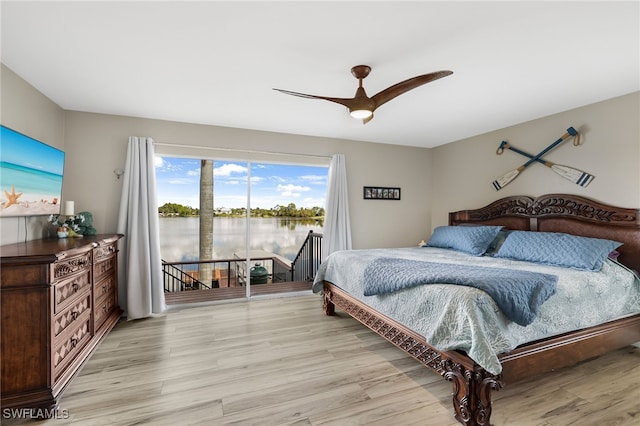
left=444, top=363, right=502, bottom=426
left=323, top=288, right=335, bottom=316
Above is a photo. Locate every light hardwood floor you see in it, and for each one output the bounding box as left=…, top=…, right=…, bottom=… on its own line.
left=3, top=295, right=639, bottom=425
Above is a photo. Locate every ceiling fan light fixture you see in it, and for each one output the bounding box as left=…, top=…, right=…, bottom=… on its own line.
left=274, top=65, right=453, bottom=124
left=349, top=108, right=373, bottom=119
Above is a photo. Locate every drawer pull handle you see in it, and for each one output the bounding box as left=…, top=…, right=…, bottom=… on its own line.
left=103, top=305, right=108, bottom=313
left=71, top=338, right=78, bottom=348
left=71, top=311, right=79, bottom=320
left=103, top=285, right=108, bottom=293
left=72, top=283, right=79, bottom=292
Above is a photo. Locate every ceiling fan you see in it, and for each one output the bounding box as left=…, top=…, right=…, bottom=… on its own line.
left=273, top=65, right=453, bottom=124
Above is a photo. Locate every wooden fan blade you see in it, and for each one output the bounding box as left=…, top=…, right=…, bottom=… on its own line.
left=370, top=70, right=453, bottom=109
left=273, top=88, right=356, bottom=109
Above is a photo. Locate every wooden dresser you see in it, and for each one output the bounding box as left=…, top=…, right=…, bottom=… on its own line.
left=0, top=234, right=123, bottom=413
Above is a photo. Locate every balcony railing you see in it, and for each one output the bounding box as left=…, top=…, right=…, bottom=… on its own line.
left=291, top=230, right=323, bottom=282
left=162, top=231, right=323, bottom=293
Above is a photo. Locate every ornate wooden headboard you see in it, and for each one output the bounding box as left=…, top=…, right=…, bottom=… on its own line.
left=449, top=194, right=640, bottom=273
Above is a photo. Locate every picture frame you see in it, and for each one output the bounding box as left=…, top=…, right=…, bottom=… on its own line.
left=363, top=186, right=401, bottom=200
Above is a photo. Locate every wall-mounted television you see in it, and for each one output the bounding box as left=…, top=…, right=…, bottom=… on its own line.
left=0, top=125, right=65, bottom=217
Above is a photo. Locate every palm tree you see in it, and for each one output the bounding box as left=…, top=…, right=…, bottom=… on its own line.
left=199, top=160, right=214, bottom=287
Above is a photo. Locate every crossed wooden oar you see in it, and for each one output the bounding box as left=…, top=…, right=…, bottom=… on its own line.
left=492, top=127, right=593, bottom=190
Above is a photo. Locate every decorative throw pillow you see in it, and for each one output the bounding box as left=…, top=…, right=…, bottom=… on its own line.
left=495, top=231, right=622, bottom=271
left=426, top=225, right=504, bottom=256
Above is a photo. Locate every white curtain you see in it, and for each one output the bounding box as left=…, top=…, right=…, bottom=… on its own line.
left=117, top=136, right=166, bottom=320
left=322, top=154, right=352, bottom=260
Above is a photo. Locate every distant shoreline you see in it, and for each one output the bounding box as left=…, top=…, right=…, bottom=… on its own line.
left=159, top=214, right=324, bottom=220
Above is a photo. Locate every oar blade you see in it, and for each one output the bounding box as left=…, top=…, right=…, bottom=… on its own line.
left=550, top=165, right=595, bottom=187
left=492, top=169, right=519, bottom=190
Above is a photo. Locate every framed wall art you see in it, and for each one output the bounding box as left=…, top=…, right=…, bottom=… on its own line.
left=363, top=186, right=401, bottom=200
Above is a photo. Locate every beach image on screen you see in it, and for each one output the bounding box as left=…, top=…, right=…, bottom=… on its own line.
left=0, top=126, right=65, bottom=217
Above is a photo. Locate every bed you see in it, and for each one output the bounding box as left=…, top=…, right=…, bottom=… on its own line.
left=313, top=194, right=640, bottom=426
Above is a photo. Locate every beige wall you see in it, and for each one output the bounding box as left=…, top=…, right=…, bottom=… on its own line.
left=0, top=65, right=66, bottom=242
left=2, top=64, right=638, bottom=250
left=62, top=112, right=433, bottom=249
left=1, top=65, right=433, bottom=247
left=430, top=92, right=640, bottom=228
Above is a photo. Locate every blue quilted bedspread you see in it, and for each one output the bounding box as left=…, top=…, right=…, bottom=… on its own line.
left=314, top=246, right=640, bottom=374
left=363, top=257, right=558, bottom=326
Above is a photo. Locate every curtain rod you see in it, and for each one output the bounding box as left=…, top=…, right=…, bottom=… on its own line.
left=153, top=142, right=332, bottom=160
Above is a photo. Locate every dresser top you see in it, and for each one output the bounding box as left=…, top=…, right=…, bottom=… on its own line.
left=0, top=234, right=123, bottom=261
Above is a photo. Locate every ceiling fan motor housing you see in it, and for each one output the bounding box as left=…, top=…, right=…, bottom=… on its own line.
left=351, top=65, right=371, bottom=80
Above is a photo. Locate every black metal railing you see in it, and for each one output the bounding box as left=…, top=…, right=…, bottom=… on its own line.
left=162, top=258, right=239, bottom=292
left=162, top=261, right=211, bottom=292
left=290, top=230, right=323, bottom=282
left=162, top=231, right=323, bottom=292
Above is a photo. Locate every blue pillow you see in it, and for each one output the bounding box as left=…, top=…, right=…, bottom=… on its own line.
left=426, top=225, right=504, bottom=256
left=495, top=231, right=622, bottom=271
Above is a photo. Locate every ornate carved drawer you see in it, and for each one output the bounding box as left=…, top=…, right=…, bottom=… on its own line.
left=53, top=252, right=92, bottom=314
left=94, top=274, right=117, bottom=331
left=52, top=308, right=92, bottom=380
left=53, top=292, right=92, bottom=339
left=93, top=242, right=117, bottom=282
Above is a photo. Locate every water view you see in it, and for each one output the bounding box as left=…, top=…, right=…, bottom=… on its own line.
left=159, top=216, right=324, bottom=263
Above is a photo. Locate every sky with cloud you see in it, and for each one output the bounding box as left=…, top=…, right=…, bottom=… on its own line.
left=155, top=156, right=328, bottom=210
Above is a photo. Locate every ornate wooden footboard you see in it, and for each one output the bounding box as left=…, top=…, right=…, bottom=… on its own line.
left=321, top=194, right=640, bottom=426
left=323, top=283, right=502, bottom=426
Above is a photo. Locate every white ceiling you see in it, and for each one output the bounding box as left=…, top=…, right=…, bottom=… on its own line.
left=2, top=1, right=638, bottom=148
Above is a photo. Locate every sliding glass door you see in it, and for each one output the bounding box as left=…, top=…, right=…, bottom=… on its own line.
left=156, top=154, right=327, bottom=302
left=247, top=162, right=326, bottom=295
